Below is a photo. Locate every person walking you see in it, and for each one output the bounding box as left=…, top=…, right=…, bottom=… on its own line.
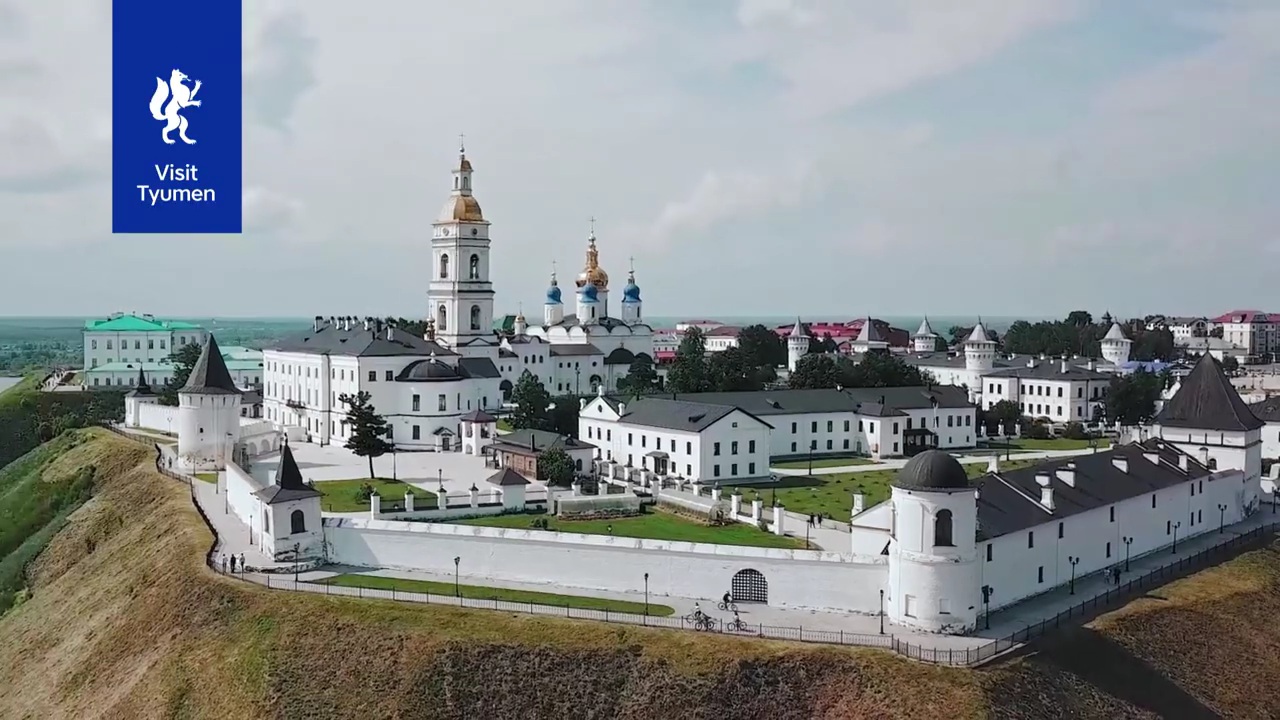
left=220, top=555, right=227, bottom=574
left=229, top=554, right=237, bottom=573
left=239, top=553, right=247, bottom=573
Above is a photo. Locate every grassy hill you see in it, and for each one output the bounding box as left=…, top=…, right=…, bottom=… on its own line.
left=0, top=429, right=1278, bottom=718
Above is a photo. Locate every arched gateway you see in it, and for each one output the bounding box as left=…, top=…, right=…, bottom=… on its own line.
left=731, top=568, right=768, bottom=603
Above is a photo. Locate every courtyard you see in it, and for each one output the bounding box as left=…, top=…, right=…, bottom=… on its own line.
left=246, top=442, right=505, bottom=498
left=453, top=507, right=809, bottom=550
left=724, top=458, right=1042, bottom=519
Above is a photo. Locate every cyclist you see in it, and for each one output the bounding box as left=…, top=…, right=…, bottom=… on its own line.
left=693, top=601, right=702, bottom=618
left=722, top=591, right=732, bottom=607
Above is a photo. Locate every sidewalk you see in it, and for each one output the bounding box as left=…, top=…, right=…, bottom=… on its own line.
left=772, top=447, right=1105, bottom=476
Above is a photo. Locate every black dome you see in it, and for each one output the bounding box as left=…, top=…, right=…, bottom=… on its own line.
left=604, top=347, right=635, bottom=365
left=893, top=450, right=970, bottom=491
left=397, top=359, right=460, bottom=382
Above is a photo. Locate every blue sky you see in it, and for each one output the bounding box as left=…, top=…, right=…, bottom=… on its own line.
left=0, top=0, right=1277, bottom=320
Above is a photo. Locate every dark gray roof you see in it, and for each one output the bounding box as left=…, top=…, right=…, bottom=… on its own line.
left=974, top=439, right=1212, bottom=539
left=397, top=359, right=460, bottom=381
left=492, top=428, right=597, bottom=454
left=545, top=314, right=635, bottom=331
left=499, top=348, right=519, bottom=359
left=487, top=467, right=530, bottom=486
left=460, top=409, right=498, bottom=423
left=458, top=357, right=502, bottom=379
left=614, top=397, right=773, bottom=432
left=550, top=343, right=602, bottom=356
left=894, top=450, right=971, bottom=491
left=604, top=347, right=634, bottom=365
left=1248, top=396, right=1280, bottom=423
left=180, top=336, right=241, bottom=395
left=127, top=365, right=155, bottom=397
left=664, top=385, right=973, bottom=418
left=255, top=443, right=321, bottom=504
left=1155, top=353, right=1262, bottom=431
left=267, top=319, right=457, bottom=358
left=983, top=361, right=1111, bottom=381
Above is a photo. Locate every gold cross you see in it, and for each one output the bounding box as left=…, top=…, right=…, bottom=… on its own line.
left=589, top=216, right=596, bottom=235
left=458, top=132, right=465, bottom=153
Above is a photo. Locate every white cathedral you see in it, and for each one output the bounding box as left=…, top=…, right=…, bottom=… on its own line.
left=257, top=143, right=655, bottom=450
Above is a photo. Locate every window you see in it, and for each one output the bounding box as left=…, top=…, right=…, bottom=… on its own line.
left=134, top=340, right=140, bottom=349
left=748, top=440, right=755, bottom=453
left=412, top=394, right=420, bottom=411
left=439, top=253, right=449, bottom=278
left=368, top=370, right=376, bottom=382
left=1028, top=531, right=1035, bottom=548
left=843, top=439, right=849, bottom=449
left=1106, top=541, right=1112, bottom=558
left=627, top=433, right=633, bottom=445
left=731, top=441, right=739, bottom=454
left=437, top=394, right=446, bottom=411
left=686, top=441, right=691, bottom=454
left=1038, top=566, right=1044, bottom=583
left=843, top=420, right=850, bottom=431
left=412, top=425, right=421, bottom=440
left=827, top=421, right=833, bottom=432
left=947, top=416, right=953, bottom=427
left=106, top=340, right=112, bottom=349
left=1166, top=520, right=1171, bottom=535
left=160, top=339, right=165, bottom=349
left=1057, top=387, right=1063, bottom=397
left=811, top=421, right=817, bottom=432
left=1198, top=509, right=1202, bottom=524
left=1152, top=494, right=1157, bottom=508
left=91, top=339, right=97, bottom=349
left=1191, top=483, right=1196, bottom=497
left=986, top=544, right=993, bottom=562
left=1058, top=522, right=1064, bottom=539
left=385, top=370, right=393, bottom=381
left=641, top=436, right=646, bottom=448
left=714, top=442, right=721, bottom=456
left=713, top=465, right=721, bottom=477
left=934, top=510, right=954, bottom=546
left=148, top=339, right=154, bottom=349
left=289, top=509, right=306, bottom=534
left=731, top=463, right=738, bottom=475
left=858, top=421, right=864, bottom=432
left=748, top=462, right=756, bottom=474
left=791, top=422, right=797, bottom=433
left=790, top=442, right=797, bottom=452
left=894, top=422, right=900, bottom=434
left=670, top=439, right=675, bottom=451
left=469, top=254, right=480, bottom=280
left=470, top=305, right=481, bottom=331
left=1109, top=507, right=1115, bottom=523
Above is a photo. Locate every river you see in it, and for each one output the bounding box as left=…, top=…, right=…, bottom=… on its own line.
left=0, top=377, right=22, bottom=395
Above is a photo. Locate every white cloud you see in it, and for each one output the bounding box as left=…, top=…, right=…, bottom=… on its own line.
left=243, top=186, right=303, bottom=235
left=244, top=9, right=319, bottom=133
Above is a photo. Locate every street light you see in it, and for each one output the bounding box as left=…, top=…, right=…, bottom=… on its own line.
left=878, top=589, right=885, bottom=634
left=293, top=542, right=300, bottom=585
left=392, top=449, right=397, bottom=481
left=1172, top=522, right=1181, bottom=554
left=1218, top=503, right=1227, bottom=533
left=981, top=585, right=993, bottom=630
left=453, top=556, right=461, bottom=598
left=1068, top=556, right=1080, bottom=595
left=1123, top=536, right=1133, bottom=572
left=644, top=572, right=650, bottom=616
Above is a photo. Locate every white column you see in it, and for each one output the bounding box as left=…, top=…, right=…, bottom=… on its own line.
left=773, top=504, right=785, bottom=536
left=852, top=492, right=865, bottom=515
left=731, top=492, right=742, bottom=517
left=437, top=491, right=447, bottom=510
left=711, top=487, right=722, bottom=503
left=469, top=485, right=479, bottom=508
left=571, top=481, right=582, bottom=496
left=405, top=491, right=415, bottom=513
left=751, top=498, right=763, bottom=523
left=369, top=493, right=381, bottom=520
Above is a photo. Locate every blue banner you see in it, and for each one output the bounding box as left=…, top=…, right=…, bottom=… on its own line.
left=112, top=0, right=242, bottom=234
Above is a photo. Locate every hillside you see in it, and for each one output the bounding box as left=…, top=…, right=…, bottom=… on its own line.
left=0, top=429, right=1278, bottom=719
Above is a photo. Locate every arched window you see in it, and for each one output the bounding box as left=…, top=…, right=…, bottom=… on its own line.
left=469, top=254, right=480, bottom=280
left=934, top=509, right=954, bottom=547
left=290, top=509, right=306, bottom=534
left=1208, top=458, right=1218, bottom=470
left=470, top=305, right=481, bottom=331
left=462, top=177, right=470, bottom=190
left=437, top=305, right=448, bottom=332
left=439, top=253, right=450, bottom=279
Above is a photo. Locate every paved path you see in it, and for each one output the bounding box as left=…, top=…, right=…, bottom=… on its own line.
left=772, top=447, right=1108, bottom=476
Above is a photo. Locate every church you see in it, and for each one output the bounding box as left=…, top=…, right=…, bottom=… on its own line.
left=259, top=142, right=654, bottom=449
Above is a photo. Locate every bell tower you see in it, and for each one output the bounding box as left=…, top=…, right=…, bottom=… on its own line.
left=428, top=136, right=496, bottom=351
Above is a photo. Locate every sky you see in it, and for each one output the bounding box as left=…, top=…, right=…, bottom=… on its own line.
left=0, top=0, right=1277, bottom=320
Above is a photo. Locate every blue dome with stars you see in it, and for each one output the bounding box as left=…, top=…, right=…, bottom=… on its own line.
left=579, top=282, right=599, bottom=302
left=622, top=273, right=641, bottom=303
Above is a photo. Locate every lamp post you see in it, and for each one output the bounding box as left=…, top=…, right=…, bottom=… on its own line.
left=644, top=572, right=650, bottom=616
left=1218, top=503, right=1227, bottom=533
left=453, top=556, right=460, bottom=597
left=981, top=585, right=993, bottom=630
left=1068, top=556, right=1079, bottom=595
left=392, top=449, right=397, bottom=481
left=293, top=542, right=300, bottom=585
left=805, top=521, right=810, bottom=549
left=878, top=589, right=885, bottom=634
left=808, top=440, right=816, bottom=476
left=1172, top=521, right=1181, bottom=554
left=575, top=366, right=581, bottom=395
left=1123, top=536, right=1133, bottom=572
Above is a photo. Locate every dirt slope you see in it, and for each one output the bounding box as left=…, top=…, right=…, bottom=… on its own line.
left=0, top=429, right=1277, bottom=719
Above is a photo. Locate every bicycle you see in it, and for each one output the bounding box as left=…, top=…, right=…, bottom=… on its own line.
left=725, top=618, right=750, bottom=633
left=683, top=611, right=717, bottom=631
left=717, top=600, right=738, bottom=612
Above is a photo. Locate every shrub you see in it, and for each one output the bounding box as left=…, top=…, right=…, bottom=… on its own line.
left=1024, top=423, right=1051, bottom=440
left=1062, top=422, right=1089, bottom=440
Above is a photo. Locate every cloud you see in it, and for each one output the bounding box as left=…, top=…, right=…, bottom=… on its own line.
left=245, top=10, right=319, bottom=132
left=243, top=186, right=303, bottom=235
left=0, top=117, right=102, bottom=195
left=0, top=2, right=25, bottom=42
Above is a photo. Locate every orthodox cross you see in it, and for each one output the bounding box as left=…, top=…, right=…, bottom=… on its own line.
left=458, top=132, right=465, bottom=153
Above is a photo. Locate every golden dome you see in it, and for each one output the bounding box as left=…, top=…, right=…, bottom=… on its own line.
left=575, top=237, right=609, bottom=289
left=439, top=195, right=485, bottom=223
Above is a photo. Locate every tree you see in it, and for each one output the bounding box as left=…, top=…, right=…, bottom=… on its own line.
left=708, top=346, right=770, bottom=392
left=989, top=400, right=1021, bottom=436
left=1103, top=370, right=1162, bottom=426
left=1065, top=310, right=1093, bottom=327
left=158, top=342, right=203, bottom=406
left=510, top=370, right=552, bottom=431
left=1209, top=326, right=1224, bottom=338
left=840, top=352, right=932, bottom=389
left=547, top=394, right=583, bottom=437
left=1222, top=355, right=1240, bottom=373
left=1129, top=324, right=1175, bottom=362
left=932, top=336, right=949, bottom=352
left=537, top=447, right=576, bottom=487
left=339, top=391, right=393, bottom=478
left=620, top=353, right=659, bottom=394
left=736, top=324, right=786, bottom=368
left=666, top=327, right=711, bottom=393
left=947, top=325, right=971, bottom=346
left=385, top=316, right=430, bottom=338
left=789, top=354, right=841, bottom=389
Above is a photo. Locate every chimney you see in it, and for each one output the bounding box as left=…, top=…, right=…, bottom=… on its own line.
left=386, top=325, right=394, bottom=340
left=579, top=397, right=587, bottom=410
left=596, top=384, right=604, bottom=398
left=852, top=491, right=865, bottom=515
left=1088, top=359, right=1097, bottom=371
left=1112, top=456, right=1129, bottom=473
left=1036, top=474, right=1054, bottom=510
left=1040, top=353, right=1047, bottom=360
left=1143, top=450, right=1161, bottom=466
left=1178, top=454, right=1189, bottom=472
left=1055, top=462, right=1076, bottom=487
left=1060, top=359, right=1069, bottom=374
left=1027, top=358, right=1036, bottom=368
left=618, top=402, right=627, bottom=416
left=363, top=317, right=370, bottom=331
left=879, top=394, right=885, bottom=405
left=313, top=315, right=322, bottom=332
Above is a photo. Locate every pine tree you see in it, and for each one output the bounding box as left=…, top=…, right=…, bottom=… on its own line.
left=339, top=391, right=393, bottom=478
left=621, top=353, right=659, bottom=394
left=666, top=327, right=711, bottom=393
left=510, top=370, right=552, bottom=431
left=158, top=342, right=203, bottom=406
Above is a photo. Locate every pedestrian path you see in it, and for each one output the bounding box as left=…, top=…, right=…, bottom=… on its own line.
left=772, top=447, right=1105, bottom=476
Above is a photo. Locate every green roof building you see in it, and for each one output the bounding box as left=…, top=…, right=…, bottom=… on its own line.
left=82, top=313, right=208, bottom=373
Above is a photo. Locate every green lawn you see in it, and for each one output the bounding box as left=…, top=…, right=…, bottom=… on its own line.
left=454, top=507, right=807, bottom=549
left=990, top=438, right=1112, bottom=451
left=193, top=472, right=218, bottom=484
left=496, top=419, right=513, bottom=432
left=317, top=573, right=675, bottom=616
left=770, top=456, right=875, bottom=470
left=725, top=458, right=1042, bottom=520
left=316, top=478, right=437, bottom=513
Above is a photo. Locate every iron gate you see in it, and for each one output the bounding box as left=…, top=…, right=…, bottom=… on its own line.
left=731, top=569, right=768, bottom=603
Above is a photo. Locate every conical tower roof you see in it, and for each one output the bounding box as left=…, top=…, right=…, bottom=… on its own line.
left=127, top=364, right=155, bottom=397
left=855, top=317, right=885, bottom=344
left=789, top=317, right=807, bottom=338
left=1155, top=353, right=1262, bottom=431
left=1103, top=322, right=1129, bottom=342
left=914, top=316, right=936, bottom=337
left=180, top=335, right=240, bottom=395
left=255, top=441, right=321, bottom=504
left=966, top=321, right=992, bottom=345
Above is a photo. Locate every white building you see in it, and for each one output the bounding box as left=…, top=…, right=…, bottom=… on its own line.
left=225, top=442, right=324, bottom=562
left=786, top=318, right=807, bottom=372
left=1162, top=316, right=1210, bottom=341
left=1246, top=397, right=1280, bottom=461
left=82, top=312, right=206, bottom=370
left=85, top=346, right=263, bottom=390
left=980, top=357, right=1112, bottom=422
left=176, top=335, right=244, bottom=472
left=580, top=385, right=978, bottom=480
left=1212, top=310, right=1277, bottom=358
